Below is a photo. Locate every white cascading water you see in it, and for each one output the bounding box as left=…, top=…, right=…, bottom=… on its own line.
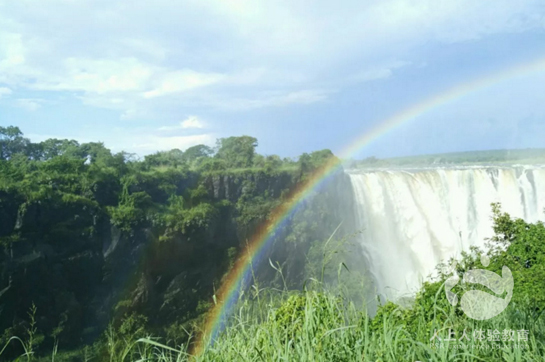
left=348, top=166, right=545, bottom=302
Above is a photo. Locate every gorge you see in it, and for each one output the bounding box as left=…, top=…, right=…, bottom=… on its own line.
left=2, top=128, right=545, bottom=358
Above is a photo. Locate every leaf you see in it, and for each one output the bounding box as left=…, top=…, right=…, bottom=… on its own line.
left=269, top=258, right=279, bottom=272
left=136, top=338, right=181, bottom=353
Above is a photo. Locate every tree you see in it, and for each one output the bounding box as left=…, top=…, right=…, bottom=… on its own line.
left=80, top=142, right=113, bottom=164
left=308, top=149, right=335, bottom=168
left=37, top=138, right=83, bottom=160
left=0, top=126, right=30, bottom=160
left=198, top=158, right=227, bottom=172
left=144, top=149, right=185, bottom=168
left=297, top=150, right=336, bottom=177
left=182, top=144, right=213, bottom=166
left=298, top=153, right=312, bottom=175
left=253, top=154, right=265, bottom=168
left=264, top=155, right=282, bottom=172
left=215, top=136, right=257, bottom=168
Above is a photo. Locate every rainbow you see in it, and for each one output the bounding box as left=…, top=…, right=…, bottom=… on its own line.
left=193, top=56, right=545, bottom=354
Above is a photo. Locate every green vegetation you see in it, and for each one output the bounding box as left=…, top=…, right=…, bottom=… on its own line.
left=0, top=126, right=347, bottom=360
left=178, top=205, right=545, bottom=361
left=1, top=204, right=543, bottom=361
left=2, top=125, right=544, bottom=360
left=354, top=148, right=545, bottom=168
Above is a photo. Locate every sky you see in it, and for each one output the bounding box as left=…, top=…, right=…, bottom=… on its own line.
left=1, top=0, right=545, bottom=159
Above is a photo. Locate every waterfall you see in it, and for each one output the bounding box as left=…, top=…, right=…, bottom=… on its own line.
left=348, top=166, right=545, bottom=301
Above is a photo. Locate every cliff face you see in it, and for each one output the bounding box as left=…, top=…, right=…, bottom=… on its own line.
left=0, top=168, right=354, bottom=350
left=0, top=195, right=109, bottom=345
left=205, top=172, right=296, bottom=201
left=0, top=171, right=297, bottom=345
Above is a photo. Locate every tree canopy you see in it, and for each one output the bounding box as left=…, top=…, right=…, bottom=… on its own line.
left=215, top=136, right=258, bottom=168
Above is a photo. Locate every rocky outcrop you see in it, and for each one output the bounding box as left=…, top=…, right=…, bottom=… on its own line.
left=205, top=171, right=296, bottom=202
left=0, top=197, right=108, bottom=346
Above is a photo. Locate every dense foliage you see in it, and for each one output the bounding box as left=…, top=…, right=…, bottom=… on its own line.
left=0, top=126, right=347, bottom=359
left=10, top=204, right=542, bottom=361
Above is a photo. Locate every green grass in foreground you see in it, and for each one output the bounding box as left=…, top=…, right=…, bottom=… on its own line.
left=4, top=283, right=543, bottom=362
left=4, top=205, right=545, bottom=361
left=183, top=290, right=543, bottom=362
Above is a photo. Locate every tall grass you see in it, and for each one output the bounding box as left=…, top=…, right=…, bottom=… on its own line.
left=185, top=284, right=544, bottom=362
left=7, top=279, right=539, bottom=362
left=3, top=229, right=544, bottom=361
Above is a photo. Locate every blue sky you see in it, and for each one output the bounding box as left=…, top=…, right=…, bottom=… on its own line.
left=1, top=0, right=545, bottom=159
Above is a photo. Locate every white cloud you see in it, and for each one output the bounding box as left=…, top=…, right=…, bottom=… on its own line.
left=120, top=108, right=142, bottom=121
left=0, top=32, right=25, bottom=69
left=143, top=70, right=224, bottom=98
left=58, top=57, right=153, bottom=94
left=278, top=90, right=329, bottom=105
left=0, top=87, right=12, bottom=98
left=16, top=98, right=42, bottom=111
left=218, top=89, right=330, bottom=110
left=0, top=0, right=543, bottom=118
left=193, top=0, right=544, bottom=59
left=158, top=116, right=205, bottom=131
left=181, top=116, right=204, bottom=129
left=20, top=57, right=222, bottom=100
left=351, top=61, right=410, bottom=83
